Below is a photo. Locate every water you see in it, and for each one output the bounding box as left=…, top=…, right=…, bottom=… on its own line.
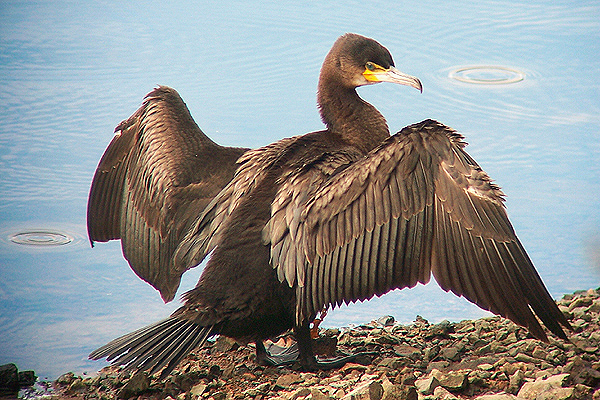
left=1, top=0, right=599, bottom=381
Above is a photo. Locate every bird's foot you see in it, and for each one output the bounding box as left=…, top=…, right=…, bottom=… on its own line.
left=256, top=340, right=374, bottom=370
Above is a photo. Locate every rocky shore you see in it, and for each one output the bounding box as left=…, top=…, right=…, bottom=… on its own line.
left=25, top=288, right=600, bottom=399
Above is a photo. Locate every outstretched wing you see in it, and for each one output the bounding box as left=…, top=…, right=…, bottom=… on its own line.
left=87, top=86, right=248, bottom=301
left=265, top=119, right=570, bottom=341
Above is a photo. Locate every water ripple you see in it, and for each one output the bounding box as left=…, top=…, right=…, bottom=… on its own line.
left=9, top=230, right=74, bottom=246
left=449, top=65, right=525, bottom=85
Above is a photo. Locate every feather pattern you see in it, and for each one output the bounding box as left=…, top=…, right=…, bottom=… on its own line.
left=260, top=119, right=569, bottom=341
left=89, top=317, right=214, bottom=379
left=87, top=86, right=247, bottom=301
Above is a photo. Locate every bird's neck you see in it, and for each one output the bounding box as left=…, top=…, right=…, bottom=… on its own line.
left=317, top=82, right=390, bottom=154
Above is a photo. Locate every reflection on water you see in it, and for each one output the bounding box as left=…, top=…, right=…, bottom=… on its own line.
left=0, top=0, right=599, bottom=381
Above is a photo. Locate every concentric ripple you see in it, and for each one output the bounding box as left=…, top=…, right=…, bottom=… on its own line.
left=449, top=65, right=525, bottom=85
left=9, top=230, right=74, bottom=246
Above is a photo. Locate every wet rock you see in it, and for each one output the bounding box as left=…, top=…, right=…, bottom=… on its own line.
left=0, top=363, right=18, bottom=390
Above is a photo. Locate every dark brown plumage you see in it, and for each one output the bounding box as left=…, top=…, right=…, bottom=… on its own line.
left=89, top=33, right=570, bottom=378
left=87, top=86, right=248, bottom=302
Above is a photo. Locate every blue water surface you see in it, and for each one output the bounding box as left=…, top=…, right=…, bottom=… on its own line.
left=0, top=0, right=598, bottom=380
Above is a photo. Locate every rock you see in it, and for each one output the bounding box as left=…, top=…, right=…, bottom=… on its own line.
left=415, top=374, right=440, bottom=395
left=190, top=383, right=207, bottom=398
left=213, top=336, right=239, bottom=353
left=536, top=387, right=575, bottom=400
left=440, top=346, right=460, bottom=361
left=517, top=373, right=569, bottom=399
left=18, top=370, right=36, bottom=387
left=275, top=372, right=303, bottom=389
left=432, top=369, right=469, bottom=391
left=478, top=363, right=495, bottom=371
left=508, top=369, right=524, bottom=394
left=0, top=363, right=18, bottom=390
left=340, top=363, right=368, bottom=374
left=117, top=372, right=150, bottom=399
left=343, top=379, right=383, bottom=400
left=475, top=393, right=520, bottom=399
left=380, top=376, right=417, bottom=400
left=378, top=357, right=409, bottom=370
left=393, top=345, right=421, bottom=359
left=515, top=353, right=538, bottom=364
left=376, top=316, right=395, bottom=327
left=56, top=371, right=76, bottom=386
left=310, top=387, right=333, bottom=400
left=433, top=386, right=460, bottom=399
left=0, top=363, right=36, bottom=392
left=314, top=335, right=339, bottom=357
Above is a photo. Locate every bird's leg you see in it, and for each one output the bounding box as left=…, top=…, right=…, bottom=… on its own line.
left=294, top=322, right=360, bottom=370
left=294, top=322, right=317, bottom=369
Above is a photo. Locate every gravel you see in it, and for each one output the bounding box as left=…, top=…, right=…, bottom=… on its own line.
left=30, top=288, right=600, bottom=399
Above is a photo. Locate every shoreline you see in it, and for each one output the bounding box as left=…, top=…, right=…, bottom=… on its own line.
left=14, top=288, right=600, bottom=399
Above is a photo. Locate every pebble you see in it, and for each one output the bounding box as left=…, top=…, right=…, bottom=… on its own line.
left=48, top=287, right=600, bottom=400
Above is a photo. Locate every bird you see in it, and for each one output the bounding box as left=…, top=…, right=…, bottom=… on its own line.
left=89, top=33, right=571, bottom=378
left=87, top=86, right=249, bottom=302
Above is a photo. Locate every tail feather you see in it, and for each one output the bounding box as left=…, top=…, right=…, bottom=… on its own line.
left=90, top=317, right=214, bottom=379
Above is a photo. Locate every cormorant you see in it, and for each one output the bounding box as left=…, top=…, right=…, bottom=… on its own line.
left=89, top=33, right=570, bottom=378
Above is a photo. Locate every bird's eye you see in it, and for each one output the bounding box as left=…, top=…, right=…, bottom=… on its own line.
left=366, top=62, right=376, bottom=71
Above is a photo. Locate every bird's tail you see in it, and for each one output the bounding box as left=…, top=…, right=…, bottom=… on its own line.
left=89, top=317, right=214, bottom=379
